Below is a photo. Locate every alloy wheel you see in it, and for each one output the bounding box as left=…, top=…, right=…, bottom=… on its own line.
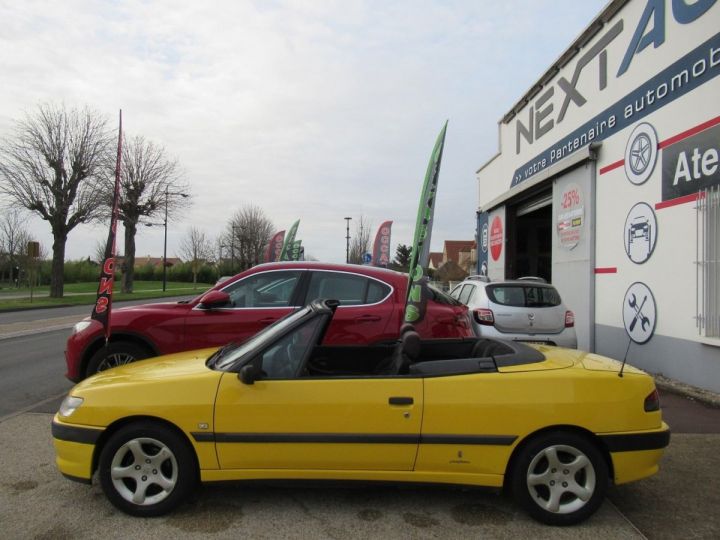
left=110, top=437, right=178, bottom=506
left=526, top=444, right=596, bottom=514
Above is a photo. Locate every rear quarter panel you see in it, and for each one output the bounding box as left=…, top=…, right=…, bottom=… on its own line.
left=416, top=365, right=661, bottom=477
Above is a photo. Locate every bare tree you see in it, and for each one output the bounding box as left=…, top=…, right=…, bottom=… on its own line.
left=348, top=215, right=372, bottom=264
left=0, top=103, right=111, bottom=297
left=224, top=205, right=274, bottom=273
left=108, top=135, right=189, bottom=293
left=0, top=209, right=31, bottom=285
left=179, top=227, right=213, bottom=288
left=93, top=238, right=112, bottom=265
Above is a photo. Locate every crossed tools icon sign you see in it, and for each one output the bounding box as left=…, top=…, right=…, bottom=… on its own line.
left=628, top=293, right=650, bottom=332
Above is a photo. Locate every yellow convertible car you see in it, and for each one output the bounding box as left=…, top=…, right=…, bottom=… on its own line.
left=53, top=299, right=669, bottom=525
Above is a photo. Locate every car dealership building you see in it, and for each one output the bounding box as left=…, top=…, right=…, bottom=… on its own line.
left=475, top=0, right=719, bottom=392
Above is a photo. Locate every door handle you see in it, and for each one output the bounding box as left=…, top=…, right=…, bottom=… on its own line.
left=259, top=317, right=277, bottom=325
left=388, top=397, right=414, bottom=405
left=355, top=315, right=382, bottom=322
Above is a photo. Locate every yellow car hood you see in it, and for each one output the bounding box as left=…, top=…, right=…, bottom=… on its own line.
left=78, top=347, right=221, bottom=390
left=65, top=348, right=223, bottom=429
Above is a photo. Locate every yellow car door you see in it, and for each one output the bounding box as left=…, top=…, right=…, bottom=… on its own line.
left=214, top=375, right=422, bottom=471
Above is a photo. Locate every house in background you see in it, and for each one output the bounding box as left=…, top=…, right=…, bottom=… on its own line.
left=442, top=240, right=477, bottom=274
left=428, top=252, right=443, bottom=271
left=431, top=240, right=477, bottom=288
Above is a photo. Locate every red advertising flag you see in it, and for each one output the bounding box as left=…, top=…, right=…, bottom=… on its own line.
left=372, top=220, right=393, bottom=267
left=264, top=230, right=285, bottom=263
left=91, top=110, right=123, bottom=341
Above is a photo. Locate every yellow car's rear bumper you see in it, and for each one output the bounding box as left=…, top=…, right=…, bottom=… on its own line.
left=52, top=418, right=104, bottom=483
left=599, top=422, right=671, bottom=485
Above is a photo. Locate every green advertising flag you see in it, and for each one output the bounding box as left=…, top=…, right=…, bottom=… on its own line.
left=405, top=121, right=448, bottom=324
left=289, top=240, right=302, bottom=261
left=279, top=219, right=300, bottom=261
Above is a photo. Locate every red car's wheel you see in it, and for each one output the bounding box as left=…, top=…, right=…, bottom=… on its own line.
left=86, top=341, right=151, bottom=377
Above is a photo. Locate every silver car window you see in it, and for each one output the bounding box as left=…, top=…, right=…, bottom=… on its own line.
left=458, top=284, right=475, bottom=305
left=487, top=285, right=561, bottom=307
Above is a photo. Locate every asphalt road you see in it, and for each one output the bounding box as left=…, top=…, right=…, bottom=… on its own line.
left=0, top=294, right=194, bottom=325
left=0, top=329, right=72, bottom=419
left=0, top=295, right=193, bottom=420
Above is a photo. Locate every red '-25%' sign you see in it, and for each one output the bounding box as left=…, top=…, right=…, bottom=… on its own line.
left=490, top=216, right=503, bottom=261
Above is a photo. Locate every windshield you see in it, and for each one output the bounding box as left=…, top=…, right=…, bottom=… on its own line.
left=211, top=306, right=312, bottom=370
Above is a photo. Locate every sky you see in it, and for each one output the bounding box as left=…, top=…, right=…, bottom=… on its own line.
left=0, top=0, right=608, bottom=264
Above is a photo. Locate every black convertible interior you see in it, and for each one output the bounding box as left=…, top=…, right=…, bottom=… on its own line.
left=305, top=324, right=546, bottom=378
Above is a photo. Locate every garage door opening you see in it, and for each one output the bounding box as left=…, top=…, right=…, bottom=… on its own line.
left=506, top=191, right=552, bottom=282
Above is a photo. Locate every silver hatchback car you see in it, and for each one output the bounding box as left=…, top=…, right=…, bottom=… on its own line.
left=449, top=276, right=577, bottom=348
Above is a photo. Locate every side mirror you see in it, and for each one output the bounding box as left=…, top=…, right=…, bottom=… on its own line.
left=198, top=290, right=231, bottom=310
left=238, top=364, right=257, bottom=385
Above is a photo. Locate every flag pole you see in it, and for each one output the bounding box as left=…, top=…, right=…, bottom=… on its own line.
left=91, top=110, right=123, bottom=345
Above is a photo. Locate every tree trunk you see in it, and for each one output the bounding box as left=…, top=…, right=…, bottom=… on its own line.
left=121, top=222, right=137, bottom=293
left=50, top=231, right=67, bottom=298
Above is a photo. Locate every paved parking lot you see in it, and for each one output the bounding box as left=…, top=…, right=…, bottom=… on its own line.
left=2, top=391, right=719, bottom=540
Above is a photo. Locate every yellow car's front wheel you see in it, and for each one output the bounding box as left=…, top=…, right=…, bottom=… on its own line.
left=98, top=422, right=197, bottom=517
left=511, top=431, right=609, bottom=526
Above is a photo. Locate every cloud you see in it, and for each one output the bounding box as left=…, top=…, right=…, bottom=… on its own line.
left=0, top=0, right=605, bottom=263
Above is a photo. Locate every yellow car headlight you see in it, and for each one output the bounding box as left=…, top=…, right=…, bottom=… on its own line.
left=58, top=396, right=84, bottom=418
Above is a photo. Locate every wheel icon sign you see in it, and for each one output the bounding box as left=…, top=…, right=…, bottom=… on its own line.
left=629, top=134, right=651, bottom=174
left=624, top=123, right=658, bottom=185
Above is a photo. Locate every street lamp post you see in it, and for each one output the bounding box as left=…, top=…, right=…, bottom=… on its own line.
left=146, top=187, right=189, bottom=292
left=230, top=224, right=238, bottom=274
left=162, top=187, right=169, bottom=291
left=344, top=217, right=352, bottom=264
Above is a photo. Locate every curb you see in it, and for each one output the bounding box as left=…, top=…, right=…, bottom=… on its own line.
left=654, top=373, right=720, bottom=409
left=0, top=303, right=75, bottom=314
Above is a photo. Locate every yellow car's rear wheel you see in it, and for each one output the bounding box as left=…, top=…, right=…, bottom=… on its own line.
left=511, top=431, right=608, bottom=525
left=98, top=422, right=196, bottom=517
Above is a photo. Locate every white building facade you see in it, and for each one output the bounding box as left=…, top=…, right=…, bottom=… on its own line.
left=476, top=0, right=720, bottom=392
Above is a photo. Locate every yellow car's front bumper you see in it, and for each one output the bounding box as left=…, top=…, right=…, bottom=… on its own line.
left=52, top=416, right=104, bottom=483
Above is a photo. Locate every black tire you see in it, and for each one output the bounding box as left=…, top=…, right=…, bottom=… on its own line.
left=98, top=421, right=197, bottom=517
left=510, top=431, right=608, bottom=526
left=86, top=341, right=151, bottom=377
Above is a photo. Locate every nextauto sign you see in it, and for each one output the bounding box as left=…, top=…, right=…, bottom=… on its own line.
left=511, top=0, right=718, bottom=188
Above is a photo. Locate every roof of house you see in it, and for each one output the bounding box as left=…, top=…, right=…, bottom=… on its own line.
left=429, top=252, right=443, bottom=269
left=443, top=240, right=476, bottom=264
left=435, top=260, right=469, bottom=282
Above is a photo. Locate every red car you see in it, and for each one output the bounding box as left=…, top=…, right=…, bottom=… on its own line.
left=66, top=262, right=473, bottom=381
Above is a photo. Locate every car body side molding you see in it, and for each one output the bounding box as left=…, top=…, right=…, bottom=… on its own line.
left=191, top=432, right=517, bottom=445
